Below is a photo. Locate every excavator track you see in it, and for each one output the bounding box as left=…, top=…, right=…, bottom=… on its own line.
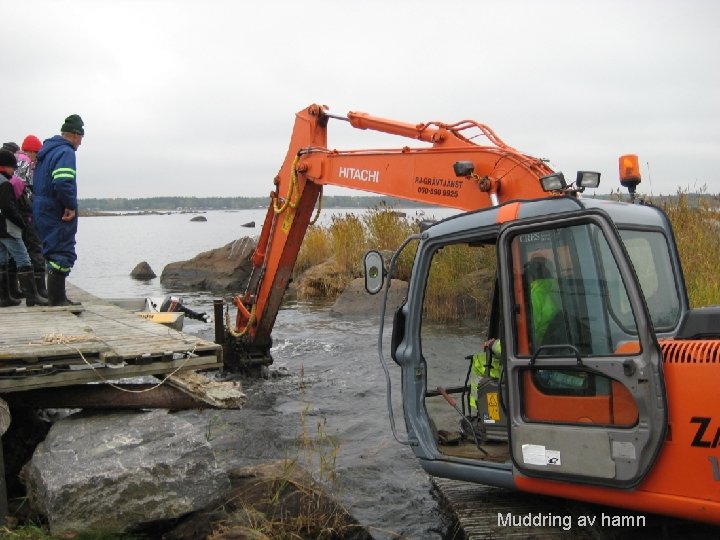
left=431, top=478, right=720, bottom=539
left=433, top=478, right=581, bottom=539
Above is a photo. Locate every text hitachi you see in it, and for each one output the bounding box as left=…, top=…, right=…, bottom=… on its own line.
left=338, top=167, right=380, bottom=183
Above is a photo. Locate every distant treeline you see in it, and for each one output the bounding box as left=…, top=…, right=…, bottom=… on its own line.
left=78, top=192, right=719, bottom=212
left=78, top=196, right=433, bottom=212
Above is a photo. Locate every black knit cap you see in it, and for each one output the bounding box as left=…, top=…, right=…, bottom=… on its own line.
left=2, top=142, right=19, bottom=153
left=61, top=114, right=85, bottom=135
left=0, top=149, right=17, bottom=168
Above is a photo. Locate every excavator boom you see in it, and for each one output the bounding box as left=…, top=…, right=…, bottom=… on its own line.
left=225, top=104, right=556, bottom=366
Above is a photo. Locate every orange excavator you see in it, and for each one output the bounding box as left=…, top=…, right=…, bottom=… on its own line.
left=218, top=104, right=720, bottom=525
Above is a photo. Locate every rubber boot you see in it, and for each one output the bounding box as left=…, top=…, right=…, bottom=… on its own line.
left=7, top=267, right=23, bottom=299
left=47, top=269, right=81, bottom=307
left=0, top=265, right=21, bottom=307
left=17, top=268, right=49, bottom=307
left=34, top=270, right=48, bottom=300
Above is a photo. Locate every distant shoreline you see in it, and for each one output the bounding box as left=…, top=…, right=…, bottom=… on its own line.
left=77, top=195, right=436, bottom=214
left=77, top=193, right=719, bottom=215
left=79, top=210, right=194, bottom=217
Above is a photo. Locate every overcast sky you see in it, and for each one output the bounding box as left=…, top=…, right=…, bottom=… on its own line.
left=3, top=0, right=719, bottom=200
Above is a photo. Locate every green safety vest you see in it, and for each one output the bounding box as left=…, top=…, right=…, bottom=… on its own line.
left=469, top=279, right=562, bottom=410
left=469, top=340, right=501, bottom=409
left=529, top=278, right=561, bottom=345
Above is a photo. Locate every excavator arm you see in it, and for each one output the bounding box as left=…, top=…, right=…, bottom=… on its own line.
left=224, top=103, right=556, bottom=370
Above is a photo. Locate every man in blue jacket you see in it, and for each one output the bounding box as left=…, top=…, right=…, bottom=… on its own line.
left=32, top=114, right=84, bottom=306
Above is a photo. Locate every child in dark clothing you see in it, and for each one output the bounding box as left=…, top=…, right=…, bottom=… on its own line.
left=0, top=150, right=47, bottom=307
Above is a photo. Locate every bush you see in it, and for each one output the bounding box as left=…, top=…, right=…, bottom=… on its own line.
left=295, top=225, right=332, bottom=274
left=658, top=189, right=720, bottom=307
left=329, top=213, right=366, bottom=276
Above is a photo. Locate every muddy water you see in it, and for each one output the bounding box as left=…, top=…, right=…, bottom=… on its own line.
left=180, top=300, right=449, bottom=539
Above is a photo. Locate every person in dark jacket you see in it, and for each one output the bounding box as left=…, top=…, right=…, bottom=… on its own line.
left=0, top=150, right=47, bottom=307
left=10, top=136, right=47, bottom=299
left=32, top=114, right=84, bottom=306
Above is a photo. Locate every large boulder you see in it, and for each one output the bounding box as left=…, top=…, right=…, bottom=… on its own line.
left=331, top=277, right=408, bottom=317
left=161, top=237, right=256, bottom=292
left=130, top=261, right=156, bottom=280
left=21, top=410, right=230, bottom=535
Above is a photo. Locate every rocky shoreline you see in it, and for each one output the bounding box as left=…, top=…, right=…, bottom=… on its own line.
left=2, top=239, right=412, bottom=537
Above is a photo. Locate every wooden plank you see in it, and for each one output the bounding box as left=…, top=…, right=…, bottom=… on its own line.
left=0, top=282, right=222, bottom=392
left=167, top=371, right=246, bottom=409
left=0, top=355, right=222, bottom=393
left=0, top=310, right=110, bottom=361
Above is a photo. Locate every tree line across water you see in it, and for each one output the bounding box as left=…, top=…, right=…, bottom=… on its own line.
left=79, top=192, right=719, bottom=212
left=78, top=195, right=432, bottom=212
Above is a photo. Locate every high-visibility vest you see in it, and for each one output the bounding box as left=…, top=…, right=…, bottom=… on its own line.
left=529, top=278, right=561, bottom=345
left=469, top=278, right=561, bottom=410
left=469, top=340, right=501, bottom=409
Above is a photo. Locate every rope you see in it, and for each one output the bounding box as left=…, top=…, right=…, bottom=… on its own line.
left=40, top=333, right=92, bottom=344
left=273, top=155, right=300, bottom=214
left=34, top=332, right=198, bottom=393
left=224, top=301, right=256, bottom=338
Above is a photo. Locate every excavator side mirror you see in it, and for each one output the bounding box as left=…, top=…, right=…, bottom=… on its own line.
left=453, top=161, right=475, bottom=177
left=363, top=250, right=386, bottom=295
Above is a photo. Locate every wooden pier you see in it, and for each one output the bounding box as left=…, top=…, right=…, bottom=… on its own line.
left=0, top=284, right=222, bottom=393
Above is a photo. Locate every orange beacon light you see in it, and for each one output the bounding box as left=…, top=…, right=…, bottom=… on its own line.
left=619, top=154, right=641, bottom=192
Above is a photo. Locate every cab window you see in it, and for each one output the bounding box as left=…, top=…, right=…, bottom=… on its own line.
left=619, top=230, right=681, bottom=331
left=510, top=223, right=640, bottom=358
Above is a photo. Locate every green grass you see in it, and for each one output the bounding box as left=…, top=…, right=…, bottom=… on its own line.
left=0, top=523, right=143, bottom=540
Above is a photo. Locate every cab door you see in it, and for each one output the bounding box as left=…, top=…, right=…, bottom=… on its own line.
left=498, top=211, right=667, bottom=488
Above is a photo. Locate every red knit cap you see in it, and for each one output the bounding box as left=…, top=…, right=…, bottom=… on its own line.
left=21, top=135, right=42, bottom=152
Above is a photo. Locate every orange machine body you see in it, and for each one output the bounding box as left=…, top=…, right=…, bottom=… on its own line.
left=516, top=340, right=720, bottom=524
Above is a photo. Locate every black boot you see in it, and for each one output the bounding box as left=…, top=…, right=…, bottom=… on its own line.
left=7, top=267, right=23, bottom=299
left=47, top=269, right=80, bottom=307
left=18, top=267, right=48, bottom=307
left=0, top=265, right=21, bottom=307
left=34, top=270, right=48, bottom=300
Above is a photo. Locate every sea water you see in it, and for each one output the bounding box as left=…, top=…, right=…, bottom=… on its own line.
left=70, top=206, right=456, bottom=538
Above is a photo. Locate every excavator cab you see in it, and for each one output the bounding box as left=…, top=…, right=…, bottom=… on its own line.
left=379, top=200, right=670, bottom=503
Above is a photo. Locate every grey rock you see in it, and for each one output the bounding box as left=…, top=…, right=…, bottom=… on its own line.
left=130, top=261, right=156, bottom=280
left=190, top=215, right=207, bottom=222
left=241, top=221, right=255, bottom=228
left=331, top=277, right=408, bottom=317
left=161, top=237, right=256, bottom=293
left=21, top=409, right=230, bottom=535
